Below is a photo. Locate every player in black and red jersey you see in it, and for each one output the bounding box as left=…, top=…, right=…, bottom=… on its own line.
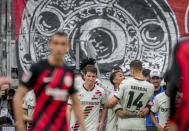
left=13, top=32, right=86, bottom=131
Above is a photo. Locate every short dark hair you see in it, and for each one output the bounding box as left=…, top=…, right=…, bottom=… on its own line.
left=80, top=58, right=96, bottom=71
left=50, top=31, right=68, bottom=42
left=0, top=116, right=12, bottom=125
left=110, top=71, right=120, bottom=85
left=142, top=69, right=151, bottom=77
left=84, top=65, right=97, bottom=75
left=111, top=65, right=122, bottom=72
left=130, top=60, right=143, bottom=72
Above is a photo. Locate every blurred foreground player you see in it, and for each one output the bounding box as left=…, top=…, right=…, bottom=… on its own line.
left=14, top=32, right=86, bottom=131
left=168, top=39, right=189, bottom=131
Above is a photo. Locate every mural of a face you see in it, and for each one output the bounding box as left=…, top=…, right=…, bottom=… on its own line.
left=18, top=0, right=178, bottom=78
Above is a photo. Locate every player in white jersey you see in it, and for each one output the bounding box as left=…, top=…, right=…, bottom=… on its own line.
left=150, top=71, right=170, bottom=130
left=67, top=65, right=107, bottom=131
left=22, top=90, right=35, bottom=130
left=105, top=60, right=154, bottom=131
left=105, top=71, right=125, bottom=131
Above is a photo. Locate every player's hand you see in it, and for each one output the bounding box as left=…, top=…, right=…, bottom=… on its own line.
left=0, top=77, right=11, bottom=86
left=98, top=121, right=104, bottom=131
left=156, top=124, right=165, bottom=131
left=138, top=107, right=149, bottom=117
left=164, top=121, right=178, bottom=131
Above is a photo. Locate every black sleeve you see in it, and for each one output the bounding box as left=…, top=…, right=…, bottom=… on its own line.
left=20, top=63, right=38, bottom=89
left=68, top=71, right=77, bottom=95
left=169, top=45, right=181, bottom=119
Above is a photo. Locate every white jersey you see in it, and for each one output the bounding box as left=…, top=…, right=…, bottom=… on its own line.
left=22, top=90, right=35, bottom=129
left=105, top=90, right=122, bottom=131
left=115, top=78, right=154, bottom=130
left=151, top=92, right=170, bottom=128
left=69, top=85, right=106, bottom=131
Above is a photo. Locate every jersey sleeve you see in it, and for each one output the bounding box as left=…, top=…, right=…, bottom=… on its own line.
left=22, top=98, right=27, bottom=109
left=113, top=102, right=123, bottom=112
left=68, top=73, right=78, bottom=95
left=67, top=97, right=72, bottom=105
left=151, top=96, right=159, bottom=113
left=101, top=90, right=106, bottom=105
left=20, top=64, right=38, bottom=89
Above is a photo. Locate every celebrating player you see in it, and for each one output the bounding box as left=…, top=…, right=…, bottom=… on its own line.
left=67, top=65, right=106, bottom=131
left=105, top=60, right=154, bottom=131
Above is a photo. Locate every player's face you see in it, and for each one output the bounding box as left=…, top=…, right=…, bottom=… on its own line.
left=114, top=72, right=125, bottom=85
left=150, top=76, right=161, bottom=88
left=84, top=72, right=97, bottom=86
left=48, top=35, right=69, bottom=58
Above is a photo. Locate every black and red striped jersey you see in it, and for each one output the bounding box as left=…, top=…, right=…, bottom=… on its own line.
left=21, top=59, right=77, bottom=131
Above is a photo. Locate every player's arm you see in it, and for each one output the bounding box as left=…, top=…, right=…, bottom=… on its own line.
left=66, top=101, right=72, bottom=131
left=70, top=93, right=86, bottom=131
left=23, top=109, right=32, bottom=122
left=116, top=109, right=138, bottom=118
left=150, top=111, right=164, bottom=131
left=104, top=96, right=119, bottom=108
left=150, top=97, right=164, bottom=131
left=14, top=85, right=29, bottom=131
left=98, top=105, right=107, bottom=131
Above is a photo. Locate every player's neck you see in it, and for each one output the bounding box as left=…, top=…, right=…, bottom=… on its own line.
left=84, top=83, right=95, bottom=91
left=114, top=84, right=119, bottom=91
left=133, top=72, right=144, bottom=80
left=48, top=55, right=64, bottom=67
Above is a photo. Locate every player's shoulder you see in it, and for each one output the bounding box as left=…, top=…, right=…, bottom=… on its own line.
left=30, top=59, right=48, bottom=70
left=155, top=92, right=166, bottom=99
left=95, top=84, right=105, bottom=92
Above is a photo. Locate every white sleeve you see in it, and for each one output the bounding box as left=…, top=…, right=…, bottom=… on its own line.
left=151, top=96, right=159, bottom=113
left=101, top=90, right=106, bottom=105
left=68, top=97, right=72, bottom=105
left=22, top=97, right=27, bottom=109
left=113, top=102, right=123, bottom=112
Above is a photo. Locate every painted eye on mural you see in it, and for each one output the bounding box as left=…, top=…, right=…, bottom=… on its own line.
left=88, top=27, right=117, bottom=60
left=140, top=21, right=165, bottom=48
left=36, top=11, right=62, bottom=36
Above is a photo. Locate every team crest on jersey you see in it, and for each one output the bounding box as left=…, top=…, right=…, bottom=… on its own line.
left=64, top=75, right=73, bottom=87
left=92, top=90, right=102, bottom=100
left=22, top=71, right=32, bottom=83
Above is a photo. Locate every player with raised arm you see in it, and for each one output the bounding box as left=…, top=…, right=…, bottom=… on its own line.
left=105, top=71, right=125, bottom=131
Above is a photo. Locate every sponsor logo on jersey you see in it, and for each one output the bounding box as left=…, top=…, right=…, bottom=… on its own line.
left=161, top=108, right=169, bottom=112
left=81, top=101, right=100, bottom=105
left=43, top=77, right=51, bottom=83
left=46, top=86, right=68, bottom=101
left=64, top=75, right=73, bottom=87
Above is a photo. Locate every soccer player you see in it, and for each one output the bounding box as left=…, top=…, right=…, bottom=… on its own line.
left=13, top=32, right=86, bottom=131
left=105, top=60, right=154, bottom=131
left=150, top=71, right=170, bottom=130
left=105, top=71, right=125, bottom=131
left=68, top=65, right=106, bottom=131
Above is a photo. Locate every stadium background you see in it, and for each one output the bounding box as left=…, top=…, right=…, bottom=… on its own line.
left=0, top=0, right=189, bottom=86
